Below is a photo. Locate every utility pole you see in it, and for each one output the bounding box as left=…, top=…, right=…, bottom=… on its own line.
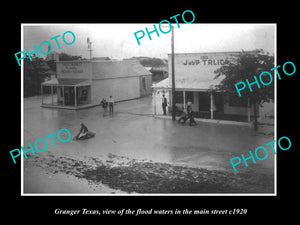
left=171, top=26, right=176, bottom=121
left=159, top=25, right=176, bottom=120
left=87, top=37, right=93, bottom=60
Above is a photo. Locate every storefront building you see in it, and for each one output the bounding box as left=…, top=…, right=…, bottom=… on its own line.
left=152, top=51, right=274, bottom=123
left=41, top=59, right=152, bottom=109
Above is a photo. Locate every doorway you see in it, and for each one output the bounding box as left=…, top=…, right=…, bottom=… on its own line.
left=198, top=92, right=210, bottom=111
left=64, top=86, right=75, bottom=106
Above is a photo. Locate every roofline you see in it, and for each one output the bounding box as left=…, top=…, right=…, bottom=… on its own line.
left=56, top=59, right=140, bottom=63
left=56, top=60, right=92, bottom=63
left=152, top=87, right=223, bottom=92
left=92, top=74, right=152, bottom=80
left=167, top=50, right=259, bottom=56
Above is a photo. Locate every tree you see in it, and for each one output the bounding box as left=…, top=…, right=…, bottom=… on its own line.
left=24, top=57, right=50, bottom=97
left=59, top=52, right=82, bottom=61
left=214, top=49, right=274, bottom=129
left=46, top=60, right=57, bottom=72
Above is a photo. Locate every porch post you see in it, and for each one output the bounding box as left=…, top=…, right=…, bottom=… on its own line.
left=74, top=86, right=77, bottom=107
left=210, top=91, right=214, bottom=119
left=51, top=85, right=53, bottom=105
left=153, top=89, right=157, bottom=115
left=41, top=85, right=43, bottom=105
left=247, top=98, right=251, bottom=122
left=169, top=90, right=172, bottom=107
left=183, top=90, right=186, bottom=109
left=62, top=86, right=65, bottom=106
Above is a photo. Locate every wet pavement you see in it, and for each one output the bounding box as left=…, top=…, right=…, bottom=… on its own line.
left=23, top=95, right=275, bottom=194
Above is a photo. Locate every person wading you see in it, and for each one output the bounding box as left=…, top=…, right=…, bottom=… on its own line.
left=100, top=98, right=108, bottom=116
left=108, top=96, right=114, bottom=113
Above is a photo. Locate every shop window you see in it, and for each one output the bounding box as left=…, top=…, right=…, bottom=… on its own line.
left=77, top=86, right=90, bottom=105
left=175, top=91, right=194, bottom=104
left=82, top=89, right=87, bottom=98
left=175, top=91, right=183, bottom=103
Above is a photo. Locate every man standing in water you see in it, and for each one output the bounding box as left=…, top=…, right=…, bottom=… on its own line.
left=100, top=98, right=108, bottom=116
left=108, top=96, right=114, bottom=113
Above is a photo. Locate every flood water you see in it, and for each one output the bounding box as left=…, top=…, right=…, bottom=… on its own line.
left=23, top=96, right=275, bottom=194
left=23, top=96, right=274, bottom=173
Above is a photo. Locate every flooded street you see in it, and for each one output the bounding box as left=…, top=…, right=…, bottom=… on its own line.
left=23, top=96, right=275, bottom=194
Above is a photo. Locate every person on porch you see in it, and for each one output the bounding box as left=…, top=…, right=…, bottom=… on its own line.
left=162, top=94, right=167, bottom=115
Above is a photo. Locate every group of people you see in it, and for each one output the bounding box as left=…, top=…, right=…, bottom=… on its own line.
left=100, top=96, right=115, bottom=113
left=75, top=96, right=115, bottom=140
left=76, top=94, right=198, bottom=140
left=177, top=104, right=197, bottom=126
left=162, top=95, right=197, bottom=126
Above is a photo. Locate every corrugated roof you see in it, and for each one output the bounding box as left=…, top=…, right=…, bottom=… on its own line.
left=42, top=78, right=90, bottom=86
left=152, top=75, right=224, bottom=90
left=42, top=77, right=59, bottom=85
left=92, top=60, right=152, bottom=79
left=167, top=50, right=259, bottom=56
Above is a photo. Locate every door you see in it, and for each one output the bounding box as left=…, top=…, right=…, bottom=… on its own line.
left=64, top=86, right=75, bottom=106
left=198, top=92, right=210, bottom=111
left=214, top=92, right=224, bottom=113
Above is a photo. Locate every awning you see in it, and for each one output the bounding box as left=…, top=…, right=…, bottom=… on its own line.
left=42, top=78, right=91, bottom=86
left=152, top=75, right=224, bottom=91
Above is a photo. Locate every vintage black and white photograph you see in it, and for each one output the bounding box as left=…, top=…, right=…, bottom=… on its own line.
left=21, top=23, right=276, bottom=195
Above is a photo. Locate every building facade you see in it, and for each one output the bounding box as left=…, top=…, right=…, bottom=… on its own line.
left=41, top=59, right=152, bottom=109
left=152, top=51, right=274, bottom=123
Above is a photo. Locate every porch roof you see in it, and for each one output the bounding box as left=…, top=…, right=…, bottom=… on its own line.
left=152, top=75, right=224, bottom=91
left=42, top=78, right=91, bottom=86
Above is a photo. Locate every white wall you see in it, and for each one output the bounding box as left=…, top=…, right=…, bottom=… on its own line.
left=168, top=52, right=238, bottom=81
left=258, top=101, right=274, bottom=123
left=153, top=89, right=171, bottom=115
left=91, top=77, right=140, bottom=104
left=224, top=103, right=254, bottom=116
